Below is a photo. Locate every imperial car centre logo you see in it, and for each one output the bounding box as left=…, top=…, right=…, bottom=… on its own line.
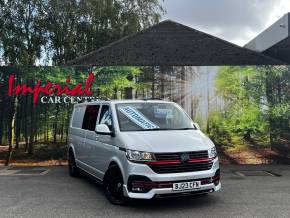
left=6, top=73, right=95, bottom=104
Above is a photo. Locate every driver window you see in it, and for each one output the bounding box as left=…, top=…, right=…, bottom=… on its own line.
left=99, top=105, right=113, bottom=131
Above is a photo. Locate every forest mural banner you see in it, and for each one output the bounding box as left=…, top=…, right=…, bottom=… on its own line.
left=0, top=65, right=289, bottom=165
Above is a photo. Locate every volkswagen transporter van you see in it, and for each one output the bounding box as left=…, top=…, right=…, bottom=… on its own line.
left=68, top=100, right=221, bottom=204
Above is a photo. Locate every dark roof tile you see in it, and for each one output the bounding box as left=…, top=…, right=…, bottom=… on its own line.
left=67, top=20, right=283, bottom=66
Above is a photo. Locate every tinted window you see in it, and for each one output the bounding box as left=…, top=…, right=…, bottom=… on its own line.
left=82, top=105, right=100, bottom=131
left=99, top=105, right=113, bottom=131
left=71, top=106, right=86, bottom=128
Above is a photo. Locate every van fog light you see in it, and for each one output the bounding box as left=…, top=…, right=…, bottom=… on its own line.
left=131, top=181, right=152, bottom=193
left=128, top=175, right=153, bottom=193
left=132, top=187, right=146, bottom=192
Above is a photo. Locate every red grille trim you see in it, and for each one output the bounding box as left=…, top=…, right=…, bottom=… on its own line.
left=146, top=158, right=214, bottom=165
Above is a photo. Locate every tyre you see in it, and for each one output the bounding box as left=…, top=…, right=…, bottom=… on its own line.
left=68, top=150, right=79, bottom=177
left=103, top=165, right=127, bottom=205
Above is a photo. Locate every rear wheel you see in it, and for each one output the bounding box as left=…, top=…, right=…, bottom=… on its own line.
left=103, top=165, right=127, bottom=205
left=68, top=150, right=79, bottom=177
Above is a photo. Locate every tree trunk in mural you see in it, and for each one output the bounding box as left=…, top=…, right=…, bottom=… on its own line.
left=53, top=104, right=60, bottom=143
left=5, top=96, right=16, bottom=166
left=151, top=67, right=155, bottom=98
left=44, top=104, right=48, bottom=142
left=124, top=75, right=134, bottom=99
left=0, top=91, right=4, bottom=145
left=190, top=69, right=195, bottom=119
left=28, top=92, right=35, bottom=155
left=15, top=96, right=22, bottom=149
left=265, top=67, right=276, bottom=150
left=206, top=69, right=210, bottom=133
left=24, top=94, right=29, bottom=151
left=160, top=71, right=165, bottom=99
left=180, top=66, right=186, bottom=108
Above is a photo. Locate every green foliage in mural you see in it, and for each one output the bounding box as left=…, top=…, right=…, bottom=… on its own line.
left=209, top=66, right=290, bottom=150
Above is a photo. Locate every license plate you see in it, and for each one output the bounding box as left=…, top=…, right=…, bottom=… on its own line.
left=172, top=181, right=201, bottom=191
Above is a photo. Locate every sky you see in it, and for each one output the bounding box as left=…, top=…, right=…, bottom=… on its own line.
left=161, top=0, right=290, bottom=46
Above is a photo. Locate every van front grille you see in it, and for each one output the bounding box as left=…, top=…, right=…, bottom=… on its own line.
left=154, top=150, right=208, bottom=161
left=148, top=161, right=213, bottom=174
left=148, top=151, right=213, bottom=174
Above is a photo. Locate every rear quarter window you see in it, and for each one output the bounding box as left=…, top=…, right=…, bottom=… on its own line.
left=71, top=106, right=86, bottom=128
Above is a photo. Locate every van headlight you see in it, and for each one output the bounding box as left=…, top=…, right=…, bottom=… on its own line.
left=209, top=147, right=217, bottom=159
left=126, top=149, right=155, bottom=162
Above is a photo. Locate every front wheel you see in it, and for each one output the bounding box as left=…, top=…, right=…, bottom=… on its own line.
left=103, top=165, right=127, bottom=205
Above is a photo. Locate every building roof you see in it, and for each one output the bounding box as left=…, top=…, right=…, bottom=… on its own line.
left=67, top=20, right=282, bottom=66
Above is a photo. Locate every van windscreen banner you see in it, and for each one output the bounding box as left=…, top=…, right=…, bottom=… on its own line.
left=118, top=106, right=159, bottom=129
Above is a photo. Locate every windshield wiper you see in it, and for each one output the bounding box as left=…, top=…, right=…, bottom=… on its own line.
left=135, top=127, right=195, bottom=131
left=172, top=127, right=195, bottom=130
left=141, top=128, right=171, bottom=131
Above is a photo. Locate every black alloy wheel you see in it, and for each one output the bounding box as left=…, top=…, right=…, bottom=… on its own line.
left=103, top=165, right=127, bottom=205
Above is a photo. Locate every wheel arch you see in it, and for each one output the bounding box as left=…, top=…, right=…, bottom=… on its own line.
left=106, top=157, right=126, bottom=183
left=68, top=144, right=76, bottom=159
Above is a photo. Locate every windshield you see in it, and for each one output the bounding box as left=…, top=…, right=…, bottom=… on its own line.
left=115, top=102, right=195, bottom=131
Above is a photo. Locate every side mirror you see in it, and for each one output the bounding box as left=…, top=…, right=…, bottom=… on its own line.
left=95, top=124, right=114, bottom=136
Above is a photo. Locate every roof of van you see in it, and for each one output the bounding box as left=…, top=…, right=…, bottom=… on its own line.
left=74, top=99, right=172, bottom=107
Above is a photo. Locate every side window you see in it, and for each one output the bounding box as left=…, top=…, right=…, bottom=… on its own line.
left=71, top=106, right=86, bottom=128
left=99, top=105, right=113, bottom=131
left=82, top=105, right=100, bottom=131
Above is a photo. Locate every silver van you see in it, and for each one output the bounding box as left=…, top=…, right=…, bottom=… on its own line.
left=68, top=99, right=221, bottom=204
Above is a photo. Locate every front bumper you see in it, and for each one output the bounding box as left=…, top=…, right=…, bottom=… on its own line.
left=123, top=158, right=221, bottom=199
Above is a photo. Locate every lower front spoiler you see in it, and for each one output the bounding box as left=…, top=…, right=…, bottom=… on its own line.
left=155, top=189, right=213, bottom=198
left=123, top=182, right=221, bottom=199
